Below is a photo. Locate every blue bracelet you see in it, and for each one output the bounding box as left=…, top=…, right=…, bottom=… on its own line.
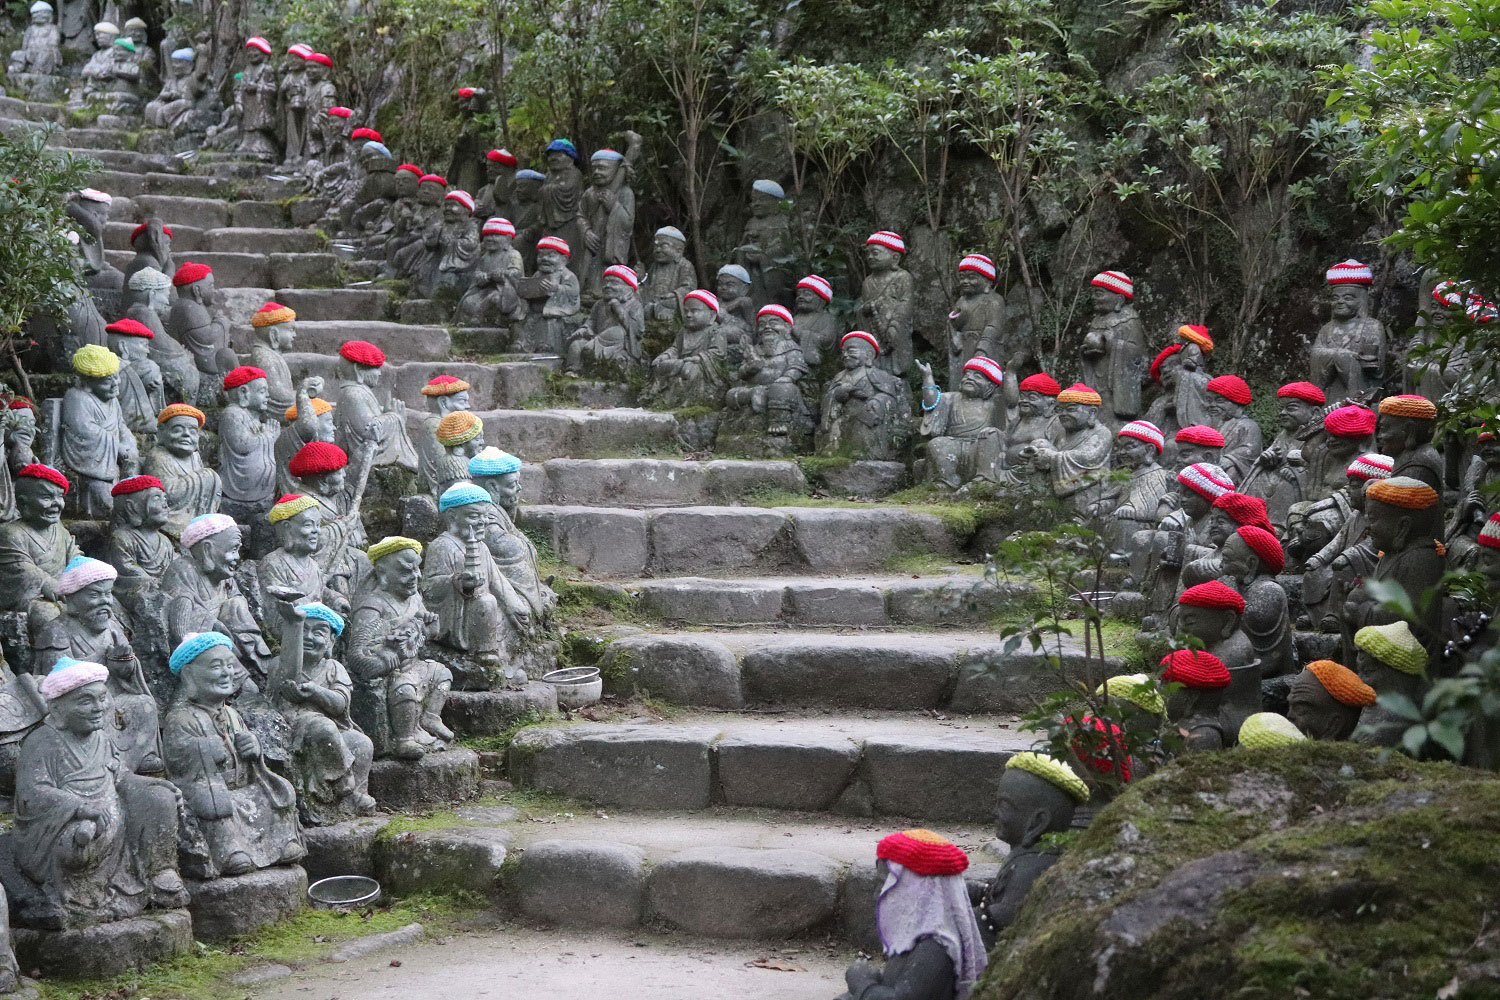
left=921, top=387, right=941, bottom=411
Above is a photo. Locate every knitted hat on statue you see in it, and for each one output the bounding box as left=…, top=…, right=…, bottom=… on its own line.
left=1177, top=325, right=1213, bottom=353
left=1176, top=425, right=1226, bottom=448
left=1212, top=492, right=1273, bottom=533
left=39, top=657, right=110, bottom=700
left=1239, top=712, right=1307, bottom=748
left=1347, top=453, right=1394, bottom=482
left=1118, top=420, right=1165, bottom=453
left=268, top=493, right=319, bottom=524
left=1177, top=462, right=1235, bottom=502
left=421, top=375, right=471, bottom=396
left=1353, top=621, right=1427, bottom=675
left=875, top=829, right=969, bottom=875
left=1277, top=381, right=1326, bottom=405
left=368, top=536, right=423, bottom=563
left=1004, top=751, right=1090, bottom=802
left=1097, top=674, right=1167, bottom=715
left=1057, top=383, right=1102, bottom=406
left=1305, top=660, right=1377, bottom=707
left=1377, top=394, right=1438, bottom=420
left=1159, top=649, right=1232, bottom=689
left=1090, top=271, right=1132, bottom=299
left=1179, top=580, right=1246, bottom=614
left=1235, top=524, right=1285, bottom=574
left=1019, top=373, right=1061, bottom=396
left=1206, top=374, right=1252, bottom=406
left=1150, top=344, right=1183, bottom=383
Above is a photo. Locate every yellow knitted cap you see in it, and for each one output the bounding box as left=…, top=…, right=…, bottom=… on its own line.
left=268, top=493, right=319, bottom=523
left=368, top=535, right=423, bottom=562
left=1354, top=621, right=1427, bottom=675
left=73, top=344, right=120, bottom=378
left=1006, top=751, right=1089, bottom=802
left=284, top=397, right=334, bottom=421
left=1239, top=712, right=1307, bottom=748
left=436, top=410, right=483, bottom=446
left=421, top=375, right=472, bottom=396
left=1097, top=673, right=1166, bottom=715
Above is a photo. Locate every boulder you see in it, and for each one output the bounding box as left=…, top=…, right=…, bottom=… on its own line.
left=367, top=748, right=481, bottom=811
left=12, top=910, right=192, bottom=978
left=302, top=816, right=391, bottom=881
left=376, top=827, right=510, bottom=899
left=186, top=866, right=307, bottom=942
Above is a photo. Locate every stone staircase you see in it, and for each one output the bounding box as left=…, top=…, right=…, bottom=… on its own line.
left=8, top=100, right=1086, bottom=980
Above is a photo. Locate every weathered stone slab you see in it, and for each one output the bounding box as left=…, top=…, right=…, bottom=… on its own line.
left=634, top=578, right=786, bottom=625
left=783, top=581, right=887, bottom=626
left=509, top=726, right=715, bottom=809
left=132, top=193, right=228, bottom=230
left=518, top=505, right=649, bottom=577
left=601, top=634, right=743, bottom=708
left=105, top=249, right=268, bottom=287
left=648, top=507, right=790, bottom=574
left=814, top=460, right=908, bottom=497
left=302, top=816, right=391, bottom=881
left=513, top=840, right=645, bottom=928
left=443, top=684, right=559, bottom=737
left=231, top=201, right=288, bottom=228
left=885, top=576, right=1020, bottom=625
left=12, top=909, right=193, bottom=979
left=271, top=287, right=391, bottom=323
left=204, top=227, right=324, bottom=254
left=104, top=220, right=205, bottom=252
left=740, top=638, right=956, bottom=709
left=144, top=171, right=231, bottom=198
left=187, top=866, right=307, bottom=941
left=645, top=848, right=841, bottom=938
left=269, top=252, right=340, bottom=288
left=861, top=734, right=1012, bottom=821
left=947, top=645, right=1113, bottom=714
left=329, top=922, right=424, bottom=962
left=703, top=459, right=807, bottom=501
left=838, top=863, right=883, bottom=952
left=716, top=733, right=859, bottom=811
left=292, top=320, right=451, bottom=361
left=542, top=458, right=708, bottom=506
left=784, top=507, right=959, bottom=571
left=376, top=827, right=509, bottom=898
left=367, top=748, right=481, bottom=811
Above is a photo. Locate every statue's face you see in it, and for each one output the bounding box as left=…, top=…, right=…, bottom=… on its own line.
left=195, top=273, right=216, bottom=300
left=314, top=411, right=336, bottom=441
left=183, top=645, right=237, bottom=702
left=302, top=617, right=334, bottom=660
left=378, top=549, right=422, bottom=599
left=959, top=371, right=996, bottom=399
left=17, top=480, right=63, bottom=526
left=1220, top=532, right=1259, bottom=583
left=1365, top=501, right=1404, bottom=552
left=682, top=298, right=714, bottom=331
left=589, top=158, right=619, bottom=186
left=994, top=769, right=1055, bottom=849
left=481, top=234, right=512, bottom=253
left=108, top=335, right=144, bottom=361
left=159, top=414, right=200, bottom=455
left=1018, top=391, right=1054, bottom=419
left=234, top=377, right=270, bottom=415
left=1329, top=285, right=1365, bottom=320
left=1180, top=488, right=1211, bottom=520
left=416, top=183, right=443, bottom=205
left=1206, top=396, right=1239, bottom=423
left=94, top=29, right=116, bottom=48
left=841, top=341, right=875, bottom=370
left=863, top=244, right=898, bottom=272
left=653, top=235, right=684, bottom=263
left=1204, top=508, right=1234, bottom=548
left=1346, top=476, right=1368, bottom=513
left=356, top=363, right=384, bottom=388
left=716, top=274, right=748, bottom=302
left=1158, top=355, right=1181, bottom=389
left=127, top=25, right=146, bottom=45
left=51, top=681, right=109, bottom=736
left=438, top=390, right=471, bottom=414
left=193, top=529, right=243, bottom=582
left=1176, top=443, right=1218, bottom=466
left=749, top=190, right=778, bottom=217
left=1375, top=415, right=1412, bottom=456
left=1115, top=435, right=1153, bottom=471
left=756, top=316, right=791, bottom=345
left=147, top=286, right=170, bottom=318
left=138, top=487, right=169, bottom=529
left=65, top=579, right=115, bottom=630
left=280, top=507, right=321, bottom=555
left=457, top=432, right=485, bottom=458
left=445, top=500, right=491, bottom=541
left=1278, top=398, right=1314, bottom=432
left=794, top=288, right=823, bottom=313
left=480, top=472, right=521, bottom=512
left=603, top=276, right=631, bottom=303
left=514, top=178, right=541, bottom=203
left=271, top=322, right=297, bottom=351
left=394, top=172, right=419, bottom=197
left=88, top=373, right=120, bottom=402
left=1091, top=286, right=1122, bottom=314
left=312, top=467, right=346, bottom=497
left=546, top=149, right=573, bottom=171
left=1177, top=603, right=1236, bottom=643
left=246, top=47, right=265, bottom=66
left=1480, top=436, right=1500, bottom=468
left=307, top=61, right=327, bottom=81
left=1287, top=671, right=1350, bottom=740
left=537, top=249, right=563, bottom=273
left=1057, top=403, right=1096, bottom=432
left=956, top=270, right=990, bottom=297
left=1325, top=434, right=1361, bottom=464
left=443, top=200, right=465, bottom=223
left=32, top=9, right=50, bottom=26
left=169, top=57, right=191, bottom=77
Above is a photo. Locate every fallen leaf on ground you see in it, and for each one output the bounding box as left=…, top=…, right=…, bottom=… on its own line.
left=747, top=958, right=806, bottom=972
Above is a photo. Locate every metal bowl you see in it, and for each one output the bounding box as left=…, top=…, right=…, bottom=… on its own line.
left=307, top=875, right=381, bottom=909
left=542, top=665, right=604, bottom=710
left=1069, top=591, right=1118, bottom=607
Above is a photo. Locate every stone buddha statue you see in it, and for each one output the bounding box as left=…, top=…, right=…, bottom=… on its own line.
left=334, top=340, right=418, bottom=475
left=1301, top=454, right=1390, bottom=634
left=514, top=237, right=582, bottom=354
left=415, top=376, right=472, bottom=493
left=456, top=217, right=525, bottom=328
left=1241, top=381, right=1326, bottom=531
left=1220, top=525, right=1294, bottom=691
left=144, top=47, right=216, bottom=143
left=854, top=232, right=915, bottom=377
left=1172, top=580, right=1258, bottom=742
left=540, top=139, right=585, bottom=270
left=123, top=267, right=199, bottom=405
left=638, top=226, right=698, bottom=333
left=713, top=264, right=755, bottom=356
left=916, top=357, right=1009, bottom=492
left=817, top=332, right=911, bottom=460
left=0, top=466, right=79, bottom=638
left=277, top=45, right=310, bottom=166
left=1286, top=659, right=1375, bottom=741
left=643, top=288, right=730, bottom=412
left=1159, top=648, right=1232, bottom=751
left=425, top=189, right=481, bottom=298
left=205, top=37, right=280, bottom=159
left=7, top=0, right=63, bottom=100
left=258, top=494, right=342, bottom=625
left=792, top=274, right=838, bottom=373
left=511, top=170, right=545, bottom=269
left=286, top=441, right=373, bottom=605
left=1344, top=477, right=1447, bottom=664
left=429, top=411, right=487, bottom=497
left=248, top=303, right=300, bottom=417
left=12, top=658, right=188, bottom=930
left=1005, top=373, right=1064, bottom=470
left=1128, top=463, right=1234, bottom=619
left=143, top=404, right=222, bottom=541
left=1080, top=271, right=1147, bottom=427
left=475, top=148, right=517, bottom=220
left=100, top=476, right=174, bottom=693
left=579, top=136, right=641, bottom=300
left=1352, top=619, right=1430, bottom=747
left=162, top=514, right=272, bottom=679
left=469, top=448, right=556, bottom=631
left=1302, top=404, right=1376, bottom=505
left=1027, top=383, right=1113, bottom=512
left=719, top=305, right=814, bottom=457
left=733, top=179, right=795, bottom=307
left=1203, top=375, right=1262, bottom=483
left=61, top=344, right=139, bottom=516
left=276, top=394, right=334, bottom=497
left=163, top=632, right=305, bottom=878
left=166, top=262, right=229, bottom=405
left=388, top=171, right=444, bottom=277
left=946, top=254, right=1007, bottom=390
left=348, top=537, right=453, bottom=759
left=1100, top=420, right=1173, bottom=555
left=566, top=264, right=646, bottom=376
left=1309, top=259, right=1387, bottom=402
left=75, top=22, right=120, bottom=106
left=1374, top=394, right=1444, bottom=493
left=217, top=366, right=278, bottom=542
left=106, top=318, right=164, bottom=434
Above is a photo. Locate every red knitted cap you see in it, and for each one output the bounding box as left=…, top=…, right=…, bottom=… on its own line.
left=1069, top=715, right=1133, bottom=782
left=876, top=829, right=969, bottom=876
left=1235, top=524, right=1285, bottom=574
left=223, top=365, right=268, bottom=390
left=487, top=149, right=517, bottom=166
left=339, top=340, right=386, bottom=367
left=7, top=397, right=35, bottom=411
left=1159, top=649, right=1232, bottom=689
left=1206, top=374, right=1252, bottom=405
left=16, top=463, right=69, bottom=494
left=397, top=164, right=422, bottom=176
left=1277, top=381, right=1326, bottom=404
left=1212, top=492, right=1272, bottom=532
left=105, top=318, right=154, bottom=339
left=130, top=222, right=172, bottom=243
left=351, top=127, right=382, bottom=142
left=288, top=441, right=348, bottom=478
left=172, top=261, right=211, bottom=287
left=1325, top=405, right=1376, bottom=439
left=1150, top=343, right=1183, bottom=383
left=1176, top=424, right=1225, bottom=448
left=111, top=474, right=164, bottom=496
left=1018, top=373, right=1061, bottom=396
left=1179, top=580, right=1246, bottom=613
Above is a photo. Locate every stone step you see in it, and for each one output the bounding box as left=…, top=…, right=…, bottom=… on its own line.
left=64, top=145, right=180, bottom=173
left=54, top=124, right=137, bottom=149
left=518, top=503, right=964, bottom=578
left=424, top=408, right=678, bottom=463
left=0, top=94, right=65, bottom=123
left=580, top=629, right=1102, bottom=714
left=272, top=287, right=391, bottom=322
left=284, top=353, right=548, bottom=411
left=629, top=573, right=1024, bottom=627
left=104, top=248, right=339, bottom=288
left=231, top=200, right=292, bottom=229
left=141, top=171, right=240, bottom=198
left=130, top=193, right=230, bottom=230
left=104, top=219, right=205, bottom=251
left=508, top=711, right=1027, bottom=822
left=524, top=457, right=806, bottom=507
left=102, top=225, right=319, bottom=256
left=228, top=319, right=450, bottom=361
left=87, top=166, right=151, bottom=197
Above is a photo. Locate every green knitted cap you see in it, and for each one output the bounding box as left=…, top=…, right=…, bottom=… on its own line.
left=1353, top=621, right=1427, bottom=676
left=1097, top=673, right=1166, bottom=716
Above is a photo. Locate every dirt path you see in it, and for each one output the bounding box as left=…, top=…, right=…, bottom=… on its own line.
left=252, top=925, right=851, bottom=1000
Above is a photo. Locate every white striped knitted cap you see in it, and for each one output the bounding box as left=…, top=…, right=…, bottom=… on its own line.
left=181, top=513, right=238, bottom=550
left=683, top=289, right=719, bottom=314
left=537, top=235, right=570, bottom=257
left=757, top=304, right=793, bottom=326
left=958, top=254, right=996, bottom=281
left=1090, top=271, right=1133, bottom=299
left=57, top=556, right=118, bottom=596
left=1480, top=512, right=1500, bottom=551
left=603, top=265, right=639, bottom=290
left=481, top=217, right=515, bottom=237
left=444, top=189, right=475, bottom=213
left=1326, top=259, right=1373, bottom=286
left=1118, top=419, right=1165, bottom=453
left=797, top=274, right=832, bottom=303
left=962, top=357, right=1004, bottom=385
left=841, top=331, right=880, bottom=355
left=866, top=231, right=906, bottom=253
left=1177, top=462, right=1235, bottom=501
left=245, top=35, right=272, bottom=55
left=1347, top=453, right=1394, bottom=482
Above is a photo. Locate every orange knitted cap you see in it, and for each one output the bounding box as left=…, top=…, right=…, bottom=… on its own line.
left=1366, top=476, right=1440, bottom=510
left=1057, top=383, right=1102, bottom=405
left=157, top=403, right=205, bottom=426
left=1305, top=660, right=1377, bottom=707
left=1177, top=324, right=1213, bottom=353
left=285, top=398, right=334, bottom=421
left=1377, top=394, right=1438, bottom=420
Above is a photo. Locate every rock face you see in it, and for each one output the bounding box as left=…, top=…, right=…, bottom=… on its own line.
left=974, top=744, right=1500, bottom=1000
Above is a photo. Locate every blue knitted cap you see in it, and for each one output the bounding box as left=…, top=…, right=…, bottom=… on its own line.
left=717, top=263, right=750, bottom=284
left=363, top=141, right=392, bottom=158
left=468, top=447, right=522, bottom=478
left=299, top=601, right=345, bottom=636
left=546, top=138, right=578, bottom=159
left=439, top=482, right=491, bottom=511
left=171, top=47, right=195, bottom=61
left=591, top=148, right=624, bottom=162
left=752, top=179, right=785, bottom=199
left=516, top=169, right=545, bottom=181
left=169, top=631, right=233, bottom=674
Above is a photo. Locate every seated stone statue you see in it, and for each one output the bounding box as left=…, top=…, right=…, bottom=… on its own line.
left=75, top=22, right=120, bottom=105
left=1310, top=259, right=1387, bottom=402
left=718, top=305, right=814, bottom=457
left=11, top=658, right=187, bottom=930
left=1179, top=490, right=1272, bottom=590
left=388, top=172, right=445, bottom=278
left=33, top=558, right=161, bottom=774
left=61, top=345, right=140, bottom=517
left=1375, top=394, right=1444, bottom=492
left=1303, top=404, right=1376, bottom=504
left=123, top=267, right=199, bottom=405
left=1300, top=453, right=1390, bottom=633
left=430, top=411, right=487, bottom=497
left=456, top=217, right=525, bottom=328
left=1447, top=429, right=1500, bottom=564
left=248, top=303, right=300, bottom=417
left=101, top=476, right=174, bottom=694
left=145, top=47, right=216, bottom=141
left=839, top=829, right=986, bottom=1000
left=166, top=263, right=229, bottom=406
left=1096, top=420, right=1172, bottom=554
left=1351, top=620, right=1429, bottom=747
left=469, top=448, right=556, bottom=630
left=1344, top=476, right=1447, bottom=664
left=565, top=264, right=645, bottom=375
left=792, top=274, right=839, bottom=373
left=643, top=289, right=729, bottom=410
left=258, top=494, right=341, bottom=624
left=1027, top=383, right=1112, bottom=512
left=638, top=227, right=698, bottom=335
left=416, top=189, right=480, bottom=298
left=1173, top=580, right=1259, bottom=743
left=1241, top=381, right=1326, bottom=531
left=276, top=394, right=334, bottom=497
left=287, top=441, right=373, bottom=605
left=514, top=236, right=582, bottom=353
left=1286, top=659, right=1375, bottom=741
left=162, top=514, right=272, bottom=680
left=713, top=264, right=755, bottom=354
left=854, top=232, right=916, bottom=377
left=1203, top=375, right=1262, bottom=483
left=143, top=403, right=222, bottom=541
left=916, top=357, right=1009, bottom=492
left=1159, top=649, right=1233, bottom=752
left=8, top=1, right=63, bottom=101
left=217, top=366, right=279, bottom=539
left=334, top=339, right=417, bottom=474
left=268, top=600, right=375, bottom=825
left=0, top=465, right=80, bottom=636
left=1005, top=373, right=1064, bottom=469
left=348, top=537, right=453, bottom=759
left=416, top=376, right=472, bottom=493
left=163, top=632, right=305, bottom=878
left=1220, top=525, right=1294, bottom=684
left=976, top=752, right=1087, bottom=945
left=816, top=331, right=911, bottom=460
left=1129, top=462, right=1235, bottom=614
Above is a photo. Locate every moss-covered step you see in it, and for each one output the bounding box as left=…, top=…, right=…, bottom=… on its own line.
left=524, top=457, right=808, bottom=507
left=103, top=248, right=339, bottom=288
left=282, top=353, right=549, bottom=411
left=127, top=193, right=231, bottom=229
left=0, top=94, right=65, bottom=122
left=442, top=409, right=679, bottom=463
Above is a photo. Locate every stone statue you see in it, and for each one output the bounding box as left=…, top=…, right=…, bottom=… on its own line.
left=916, top=357, right=1010, bottom=492
left=422, top=484, right=530, bottom=687
left=285, top=441, right=374, bottom=607
left=248, top=303, right=300, bottom=416
left=733, top=179, right=795, bottom=307
left=257, top=494, right=337, bottom=625
left=345, top=143, right=399, bottom=238
left=122, top=18, right=153, bottom=93
left=539, top=139, right=585, bottom=271
left=447, top=88, right=490, bottom=194
left=122, top=268, right=198, bottom=405
left=429, top=412, right=487, bottom=497
left=205, top=37, right=280, bottom=160
left=143, top=404, right=222, bottom=541
left=1344, top=477, right=1447, bottom=662
left=1098, top=420, right=1173, bottom=555
left=456, top=217, right=525, bottom=328
left=1129, top=464, right=1235, bottom=624
left=566, top=264, right=646, bottom=376
left=1240, top=381, right=1326, bottom=531
left=475, top=148, right=517, bottom=220
left=105, top=318, right=164, bottom=434
left=579, top=134, right=641, bottom=300
left=374, top=164, right=423, bottom=265
left=96, top=36, right=143, bottom=115
left=718, top=305, right=814, bottom=457
left=1171, top=326, right=1216, bottom=428
left=511, top=169, right=545, bottom=269
left=1142, top=346, right=1186, bottom=445
left=792, top=274, right=838, bottom=372
left=854, top=232, right=915, bottom=376
left=1303, top=404, right=1376, bottom=504
left=57, top=0, right=92, bottom=51
left=166, top=262, right=229, bottom=406
left=410, top=189, right=479, bottom=299
left=1179, top=491, right=1272, bottom=591
left=33, top=558, right=162, bottom=774
left=60, top=345, right=139, bottom=517
left=143, top=47, right=216, bottom=143
left=1176, top=424, right=1228, bottom=469
left=1351, top=620, right=1429, bottom=747
left=300, top=59, right=338, bottom=161
left=1375, top=394, right=1444, bottom=492
left=1005, top=374, right=1064, bottom=469
left=100, top=476, right=174, bottom=693
left=278, top=45, right=311, bottom=166
left=977, top=752, right=1086, bottom=945
left=389, top=173, right=447, bottom=280
left=714, top=264, right=756, bottom=353
left=1286, top=659, right=1375, bottom=741
left=1309, top=259, right=1387, bottom=402
left=1299, top=454, right=1390, bottom=634
left=334, top=340, right=418, bottom=475
left=1158, top=648, right=1233, bottom=751
left=469, top=448, right=556, bottom=630
left=275, top=395, right=333, bottom=496
left=162, top=514, right=272, bottom=679
left=268, top=599, right=375, bottom=825
left=1203, top=375, right=1262, bottom=483
left=1447, top=430, right=1500, bottom=563
left=0, top=403, right=35, bottom=522
left=163, top=631, right=304, bottom=878
left=0, top=466, right=79, bottom=639
left=347, top=537, right=453, bottom=759
left=75, top=23, right=121, bottom=106
left=217, top=366, right=278, bottom=538
left=1026, top=383, right=1113, bottom=512
left=1080, top=271, right=1147, bottom=426
left=947, top=254, right=1009, bottom=389
left=7, top=1, right=64, bottom=100
left=122, top=219, right=173, bottom=293
left=1220, top=526, right=1294, bottom=687
left=639, top=227, right=698, bottom=334
left=816, top=331, right=911, bottom=460
left=513, top=237, right=582, bottom=354
left=67, top=189, right=121, bottom=300
left=415, top=376, right=473, bottom=493
left=11, top=658, right=188, bottom=930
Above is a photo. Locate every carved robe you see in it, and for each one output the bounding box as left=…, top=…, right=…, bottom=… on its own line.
left=143, top=448, right=222, bottom=540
